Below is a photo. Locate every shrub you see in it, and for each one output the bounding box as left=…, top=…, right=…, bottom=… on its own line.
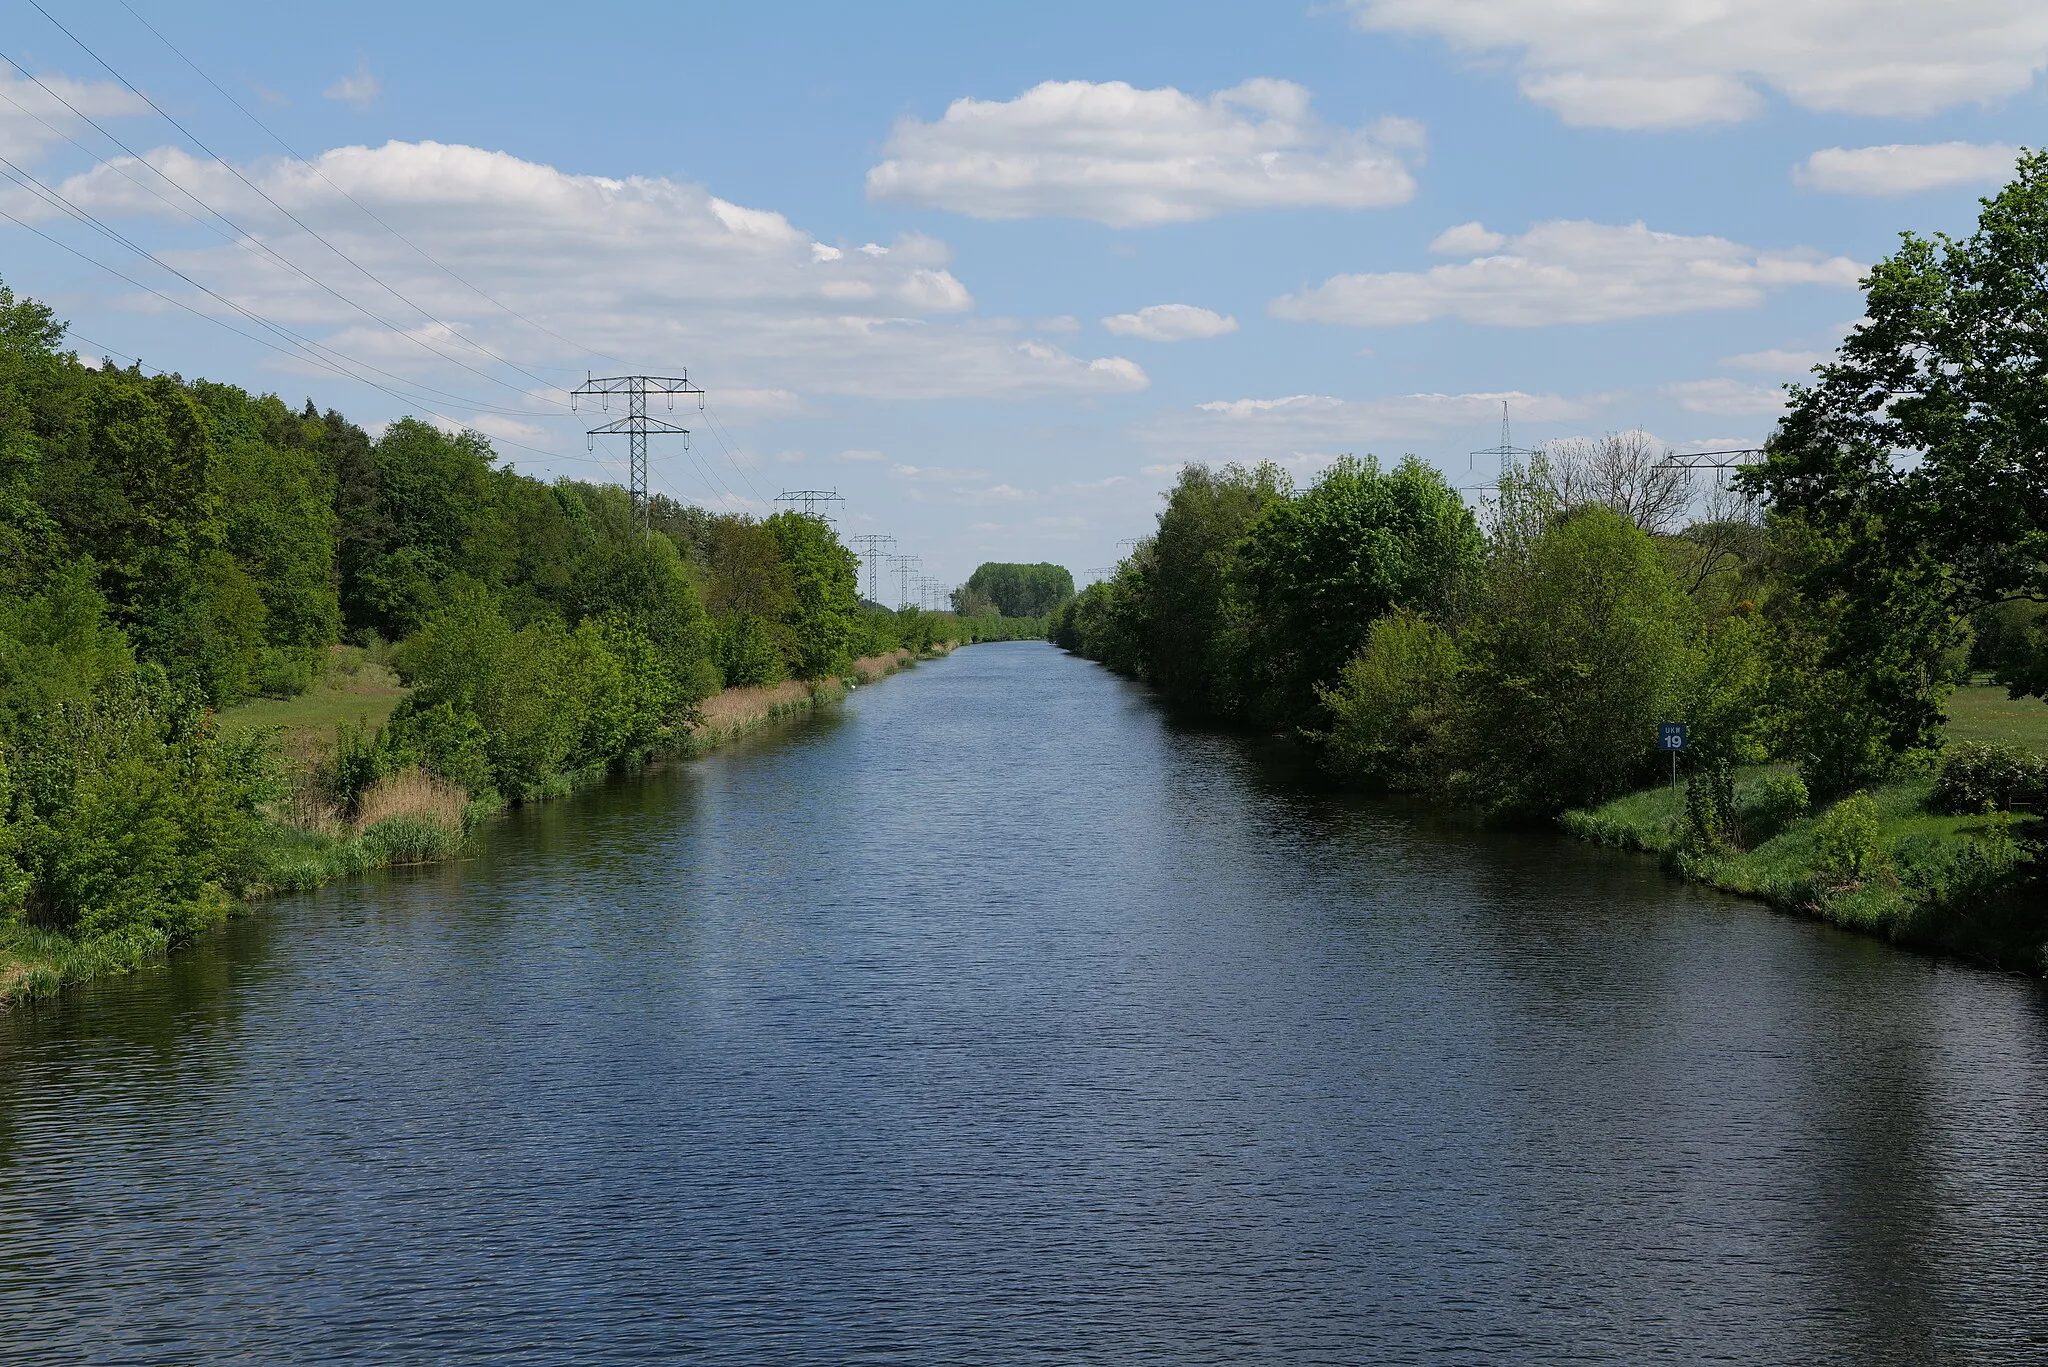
left=1930, top=741, right=2048, bottom=815
left=1812, top=792, right=1887, bottom=885
left=1457, top=506, right=1694, bottom=815
left=1740, top=772, right=1810, bottom=844
left=1320, top=610, right=1460, bottom=788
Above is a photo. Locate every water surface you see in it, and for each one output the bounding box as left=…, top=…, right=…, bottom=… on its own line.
left=5, top=642, right=2046, bottom=1363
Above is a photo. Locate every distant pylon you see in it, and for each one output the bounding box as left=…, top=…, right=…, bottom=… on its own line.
left=850, top=534, right=896, bottom=603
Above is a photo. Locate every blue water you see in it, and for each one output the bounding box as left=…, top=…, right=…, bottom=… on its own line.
left=4, top=642, right=2047, bottom=1363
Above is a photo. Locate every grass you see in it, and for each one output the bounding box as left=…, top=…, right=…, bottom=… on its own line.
left=1945, top=682, right=2048, bottom=752
left=214, top=643, right=409, bottom=775
left=1565, top=769, right=2043, bottom=973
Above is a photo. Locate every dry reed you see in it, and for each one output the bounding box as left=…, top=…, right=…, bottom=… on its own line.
left=354, top=767, right=468, bottom=833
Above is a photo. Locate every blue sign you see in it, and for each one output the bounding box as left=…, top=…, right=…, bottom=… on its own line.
left=1659, top=722, right=1688, bottom=751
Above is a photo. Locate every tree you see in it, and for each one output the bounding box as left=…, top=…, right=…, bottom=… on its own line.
left=1743, top=150, right=2048, bottom=736
left=765, top=511, right=861, bottom=679
left=1240, top=456, right=1482, bottom=728
left=954, top=563, right=1076, bottom=618
left=1144, top=462, right=1289, bottom=719
left=1458, top=506, right=1693, bottom=815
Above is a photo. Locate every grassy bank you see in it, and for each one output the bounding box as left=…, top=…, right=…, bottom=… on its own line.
left=1, top=645, right=943, bottom=1008
left=1562, top=692, right=2048, bottom=974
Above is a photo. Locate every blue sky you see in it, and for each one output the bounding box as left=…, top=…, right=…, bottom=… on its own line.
left=3, top=1, right=2042, bottom=592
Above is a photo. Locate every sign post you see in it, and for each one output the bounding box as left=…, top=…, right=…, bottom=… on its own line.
left=1659, top=722, right=1687, bottom=790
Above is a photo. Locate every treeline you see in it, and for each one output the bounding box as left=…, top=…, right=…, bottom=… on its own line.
left=1056, top=156, right=2048, bottom=836
left=0, top=276, right=936, bottom=963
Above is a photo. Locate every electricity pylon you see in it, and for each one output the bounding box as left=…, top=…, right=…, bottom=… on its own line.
left=891, top=554, right=921, bottom=609
left=775, top=489, right=845, bottom=522
left=572, top=373, right=704, bottom=536
left=849, top=534, right=895, bottom=604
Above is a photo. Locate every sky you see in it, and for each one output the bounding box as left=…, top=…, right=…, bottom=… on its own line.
left=2, top=1, right=2043, bottom=594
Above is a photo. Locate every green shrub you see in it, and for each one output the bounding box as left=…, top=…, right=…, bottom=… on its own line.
left=716, top=614, right=786, bottom=687
left=1812, top=792, right=1887, bottom=885
left=1740, top=772, right=1809, bottom=843
left=1319, top=610, right=1460, bottom=788
left=1930, top=741, right=2048, bottom=815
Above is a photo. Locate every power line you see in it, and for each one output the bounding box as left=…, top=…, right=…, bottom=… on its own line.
left=7, top=16, right=566, bottom=405
left=0, top=156, right=550, bottom=417
left=112, top=0, right=625, bottom=376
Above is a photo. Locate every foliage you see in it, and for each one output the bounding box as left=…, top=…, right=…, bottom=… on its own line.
left=1739, top=772, right=1810, bottom=844
left=1240, top=456, right=1482, bottom=725
left=765, top=511, right=862, bottom=680
left=1457, top=507, right=1693, bottom=815
left=1142, top=462, right=1290, bottom=719
left=1811, top=793, right=1888, bottom=886
left=954, top=562, right=1075, bottom=618
left=1319, top=610, right=1461, bottom=789
left=1930, top=741, right=2048, bottom=815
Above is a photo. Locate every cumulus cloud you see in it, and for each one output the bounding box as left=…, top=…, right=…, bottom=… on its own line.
left=1140, top=389, right=1597, bottom=463
left=323, top=65, right=381, bottom=109
left=18, top=139, right=1147, bottom=409
left=1345, top=0, right=2048, bottom=128
left=1794, top=142, right=2020, bottom=196
left=1662, top=378, right=1789, bottom=416
left=1429, top=221, right=1506, bottom=254
left=1719, top=348, right=1829, bottom=373
left=1101, top=303, right=1239, bottom=341
left=866, top=78, right=1423, bottom=226
left=1270, top=219, right=1863, bottom=328
left=0, top=70, right=145, bottom=164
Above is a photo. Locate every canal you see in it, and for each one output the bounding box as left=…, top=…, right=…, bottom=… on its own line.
left=4, top=641, right=2046, bottom=1363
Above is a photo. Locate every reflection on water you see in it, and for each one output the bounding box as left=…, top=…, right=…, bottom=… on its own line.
left=4, top=642, right=2047, bottom=1364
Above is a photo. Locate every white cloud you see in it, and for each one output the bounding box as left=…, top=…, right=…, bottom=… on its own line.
left=1795, top=142, right=2020, bottom=196
left=1270, top=219, right=1863, bottom=328
left=1140, top=389, right=1597, bottom=463
left=466, top=413, right=544, bottom=441
left=834, top=448, right=886, bottom=462
left=1101, top=303, right=1239, bottom=341
left=19, top=140, right=1148, bottom=408
left=1662, top=378, right=1789, bottom=416
left=866, top=78, right=1423, bottom=226
left=1345, top=0, right=2048, bottom=128
left=323, top=65, right=381, bottom=109
left=0, top=71, right=145, bottom=164
left=1719, top=348, right=1829, bottom=374
left=1429, top=221, right=1506, bottom=254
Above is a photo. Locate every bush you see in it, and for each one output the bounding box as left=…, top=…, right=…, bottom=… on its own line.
left=1812, top=792, right=1887, bottom=885
left=1457, top=506, right=1694, bottom=815
left=1739, top=772, right=1809, bottom=843
left=716, top=614, right=786, bottom=687
left=1930, top=741, right=2048, bottom=815
left=1320, top=610, right=1459, bottom=788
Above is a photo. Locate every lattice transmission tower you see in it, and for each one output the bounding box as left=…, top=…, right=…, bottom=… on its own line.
left=572, top=372, right=704, bottom=536
left=775, top=489, right=845, bottom=522
left=850, top=534, right=896, bottom=604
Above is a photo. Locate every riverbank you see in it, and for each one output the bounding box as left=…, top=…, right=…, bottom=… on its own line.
left=1559, top=699, right=2047, bottom=975
left=0, top=646, right=946, bottom=1008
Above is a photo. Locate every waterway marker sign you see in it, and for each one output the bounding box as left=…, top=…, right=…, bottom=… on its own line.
left=1659, top=722, right=1687, bottom=751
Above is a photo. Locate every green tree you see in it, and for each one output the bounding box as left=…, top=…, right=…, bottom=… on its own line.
left=1458, top=506, right=1693, bottom=815
left=1240, top=456, right=1482, bottom=727
left=1320, top=609, right=1461, bottom=789
left=765, top=511, right=860, bottom=679
left=1144, top=461, right=1290, bottom=719
left=955, top=562, right=1076, bottom=618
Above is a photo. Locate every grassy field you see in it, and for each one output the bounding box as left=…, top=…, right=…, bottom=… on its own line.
left=214, top=645, right=408, bottom=771
left=1946, top=683, right=2048, bottom=752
